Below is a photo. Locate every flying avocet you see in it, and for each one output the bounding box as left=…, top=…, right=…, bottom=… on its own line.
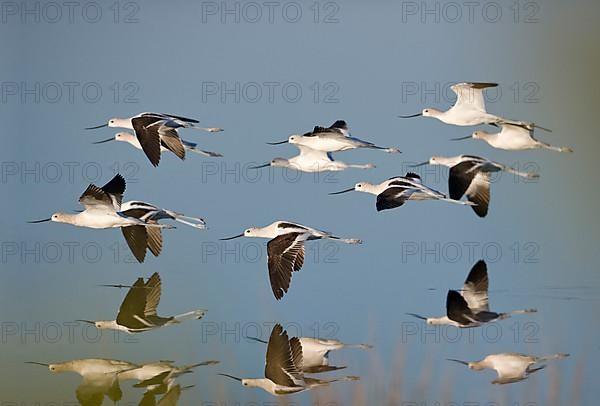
left=451, top=122, right=572, bottom=152
left=268, top=120, right=400, bottom=154
left=246, top=334, right=372, bottom=373
left=398, top=82, right=549, bottom=130
left=28, top=174, right=180, bottom=263
left=220, top=221, right=361, bottom=300
left=77, top=273, right=206, bottom=333
left=94, top=132, right=223, bottom=160
left=329, top=172, right=474, bottom=211
left=447, top=352, right=569, bottom=384
left=407, top=261, right=536, bottom=328
left=86, top=113, right=223, bottom=166
left=219, top=324, right=358, bottom=395
left=410, top=154, right=538, bottom=217
left=252, top=144, right=375, bottom=173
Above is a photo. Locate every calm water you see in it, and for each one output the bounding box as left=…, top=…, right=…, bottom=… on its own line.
left=2, top=0, right=600, bottom=405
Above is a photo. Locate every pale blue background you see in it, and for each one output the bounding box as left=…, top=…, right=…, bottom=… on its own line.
left=1, top=0, right=599, bottom=404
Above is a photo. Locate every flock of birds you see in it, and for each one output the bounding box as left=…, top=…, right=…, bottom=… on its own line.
left=26, top=82, right=572, bottom=403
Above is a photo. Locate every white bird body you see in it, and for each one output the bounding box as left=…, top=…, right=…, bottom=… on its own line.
left=270, top=120, right=400, bottom=153
left=470, top=123, right=572, bottom=152
left=120, top=200, right=207, bottom=229
left=449, top=352, right=569, bottom=384
left=27, top=358, right=139, bottom=376
left=257, top=144, right=375, bottom=173
left=399, top=82, right=543, bottom=129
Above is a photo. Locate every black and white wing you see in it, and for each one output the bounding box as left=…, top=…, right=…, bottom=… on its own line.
left=79, top=174, right=126, bottom=211
left=267, top=233, right=305, bottom=300
left=461, top=260, right=489, bottom=313
left=264, top=324, right=304, bottom=387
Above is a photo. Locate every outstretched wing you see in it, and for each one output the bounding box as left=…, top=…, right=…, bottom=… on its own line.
left=265, top=324, right=304, bottom=387
left=461, top=260, right=489, bottom=312
left=451, top=82, right=497, bottom=112
left=79, top=174, right=126, bottom=211
left=267, top=233, right=305, bottom=300
left=446, top=290, right=478, bottom=326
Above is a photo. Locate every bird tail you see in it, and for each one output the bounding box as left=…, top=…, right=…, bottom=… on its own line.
left=189, top=124, right=224, bottom=133
left=440, top=197, right=476, bottom=206
left=187, top=146, right=224, bottom=157
left=162, top=210, right=207, bottom=229
left=502, top=165, right=539, bottom=179
left=179, top=360, right=220, bottom=372
left=305, top=376, right=360, bottom=386
left=325, top=236, right=362, bottom=244
left=497, top=308, right=537, bottom=319
left=538, top=141, right=573, bottom=153
left=535, top=353, right=570, bottom=363
left=171, top=309, right=206, bottom=323
left=343, top=343, right=373, bottom=350
left=367, top=144, right=401, bottom=153
left=346, top=163, right=376, bottom=169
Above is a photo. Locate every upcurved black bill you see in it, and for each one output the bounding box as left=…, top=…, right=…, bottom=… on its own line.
left=75, top=319, right=96, bottom=325
left=28, top=218, right=51, bottom=223
left=398, top=113, right=422, bottom=118
left=446, top=358, right=470, bottom=366
left=329, top=187, right=354, bottom=195
left=249, top=163, right=270, bottom=169
left=408, top=161, right=428, bottom=168
left=25, top=361, right=50, bottom=367
left=85, top=123, right=108, bottom=130
left=266, top=140, right=288, bottom=145
left=218, top=373, right=242, bottom=382
left=219, top=233, right=244, bottom=241
left=450, top=135, right=472, bottom=141
left=93, top=137, right=114, bottom=144
left=405, top=312, right=427, bottom=321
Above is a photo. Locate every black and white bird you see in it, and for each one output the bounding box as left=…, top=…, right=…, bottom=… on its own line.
left=85, top=112, right=223, bottom=166
left=268, top=120, right=400, bottom=153
left=77, top=273, right=206, bottom=333
left=219, top=324, right=358, bottom=395
left=398, top=82, right=549, bottom=130
left=220, top=221, right=361, bottom=300
left=329, top=172, right=474, bottom=211
left=407, top=261, right=536, bottom=328
left=246, top=334, right=372, bottom=373
left=447, top=353, right=569, bottom=384
left=410, top=154, right=539, bottom=217
left=93, top=131, right=223, bottom=161
left=28, top=174, right=178, bottom=263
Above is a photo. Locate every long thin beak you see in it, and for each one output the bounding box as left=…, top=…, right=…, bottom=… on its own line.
left=28, top=218, right=51, bottom=223
left=405, top=313, right=428, bottom=321
left=249, top=163, right=270, bottom=169
left=75, top=319, right=96, bottom=325
left=218, top=373, right=242, bottom=382
left=219, top=233, right=244, bottom=241
left=85, top=123, right=108, bottom=130
left=450, top=135, right=473, bottom=141
left=446, top=358, right=470, bottom=366
left=97, top=284, right=137, bottom=288
left=329, top=187, right=355, bottom=195
left=266, top=140, right=288, bottom=145
left=25, top=361, right=50, bottom=367
left=408, top=161, right=428, bottom=168
left=398, top=113, right=422, bottom=118
left=92, top=137, right=114, bottom=144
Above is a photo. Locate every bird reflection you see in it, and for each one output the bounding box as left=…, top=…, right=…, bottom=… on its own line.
left=406, top=260, right=537, bottom=328
left=246, top=332, right=371, bottom=373
left=219, top=323, right=359, bottom=396
left=25, top=358, right=139, bottom=405
left=77, top=272, right=206, bottom=334
left=447, top=352, right=569, bottom=384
